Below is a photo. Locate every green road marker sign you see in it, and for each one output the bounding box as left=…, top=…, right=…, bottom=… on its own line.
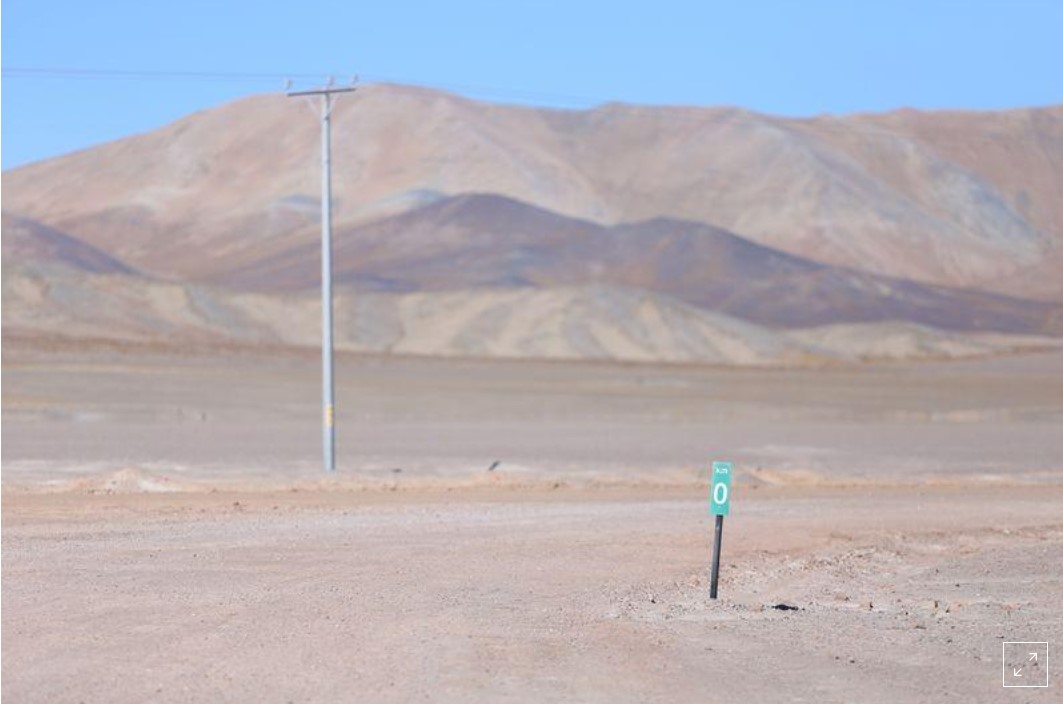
left=709, top=461, right=733, bottom=599
left=710, top=461, right=732, bottom=516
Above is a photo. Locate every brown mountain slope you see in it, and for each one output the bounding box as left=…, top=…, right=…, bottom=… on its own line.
left=223, top=193, right=1063, bottom=335
left=2, top=85, right=1060, bottom=298
left=850, top=106, right=1063, bottom=245
left=5, top=263, right=1059, bottom=365
left=5, top=199, right=1058, bottom=364
left=1, top=213, right=135, bottom=275
left=791, top=105, right=1063, bottom=300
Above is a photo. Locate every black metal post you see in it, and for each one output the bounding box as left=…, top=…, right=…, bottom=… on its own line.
left=710, top=514, right=724, bottom=599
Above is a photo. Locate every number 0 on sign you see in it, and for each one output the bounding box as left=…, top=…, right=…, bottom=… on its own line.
left=710, top=461, right=732, bottom=516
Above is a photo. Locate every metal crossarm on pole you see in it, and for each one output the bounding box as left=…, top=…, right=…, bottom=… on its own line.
left=286, top=77, right=357, bottom=472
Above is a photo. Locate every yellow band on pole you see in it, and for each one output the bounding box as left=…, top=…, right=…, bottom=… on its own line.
left=325, top=404, right=334, bottom=427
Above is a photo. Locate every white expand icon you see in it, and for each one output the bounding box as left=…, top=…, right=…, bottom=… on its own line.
left=1002, top=641, right=1049, bottom=688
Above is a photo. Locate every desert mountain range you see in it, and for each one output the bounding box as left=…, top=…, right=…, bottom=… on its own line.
left=3, top=84, right=1062, bottom=363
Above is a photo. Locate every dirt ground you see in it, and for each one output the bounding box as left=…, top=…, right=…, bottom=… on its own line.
left=3, top=345, right=1062, bottom=702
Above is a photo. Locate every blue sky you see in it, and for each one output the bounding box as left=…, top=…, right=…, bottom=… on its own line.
left=3, top=0, right=1062, bottom=169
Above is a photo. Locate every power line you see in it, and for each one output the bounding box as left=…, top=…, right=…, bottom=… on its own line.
left=0, top=66, right=600, bottom=106
left=1, top=67, right=327, bottom=83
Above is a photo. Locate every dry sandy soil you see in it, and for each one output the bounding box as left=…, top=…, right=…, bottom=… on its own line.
left=3, top=344, right=1062, bottom=702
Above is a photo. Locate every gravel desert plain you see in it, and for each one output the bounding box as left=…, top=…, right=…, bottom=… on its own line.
left=3, top=340, right=1062, bottom=702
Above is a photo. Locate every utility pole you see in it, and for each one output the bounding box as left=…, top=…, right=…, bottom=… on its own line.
left=287, top=77, right=357, bottom=472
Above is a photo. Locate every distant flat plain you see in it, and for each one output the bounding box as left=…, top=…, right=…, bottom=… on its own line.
left=4, top=342, right=1063, bottom=486
left=3, top=344, right=1062, bottom=702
